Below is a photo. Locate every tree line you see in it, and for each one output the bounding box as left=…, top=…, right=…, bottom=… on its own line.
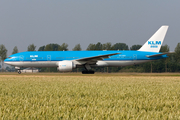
left=0, top=42, right=180, bottom=72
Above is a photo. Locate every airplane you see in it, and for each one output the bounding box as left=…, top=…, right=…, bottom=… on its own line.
left=5, top=26, right=169, bottom=74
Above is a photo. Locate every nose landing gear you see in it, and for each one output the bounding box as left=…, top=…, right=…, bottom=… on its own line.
left=15, top=67, right=21, bottom=74
left=17, top=70, right=21, bottom=74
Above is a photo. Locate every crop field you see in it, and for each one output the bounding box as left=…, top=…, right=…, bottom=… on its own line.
left=0, top=73, right=180, bottom=119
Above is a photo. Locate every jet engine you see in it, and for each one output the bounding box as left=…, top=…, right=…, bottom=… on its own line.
left=57, top=61, right=75, bottom=72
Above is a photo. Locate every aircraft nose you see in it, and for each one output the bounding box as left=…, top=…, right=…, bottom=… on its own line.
left=4, top=57, right=11, bottom=63
left=4, top=58, right=12, bottom=65
left=4, top=58, right=8, bottom=63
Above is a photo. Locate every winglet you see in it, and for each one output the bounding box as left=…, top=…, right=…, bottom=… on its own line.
left=138, top=26, right=169, bottom=52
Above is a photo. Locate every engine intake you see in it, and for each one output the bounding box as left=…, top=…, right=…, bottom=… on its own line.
left=57, top=61, right=75, bottom=72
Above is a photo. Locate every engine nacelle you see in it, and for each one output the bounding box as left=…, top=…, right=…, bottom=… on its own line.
left=57, top=61, right=75, bottom=72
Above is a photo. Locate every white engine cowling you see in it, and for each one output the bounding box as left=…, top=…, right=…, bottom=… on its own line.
left=57, top=61, right=75, bottom=72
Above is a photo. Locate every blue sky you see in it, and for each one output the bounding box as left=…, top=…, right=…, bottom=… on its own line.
left=0, top=1, right=179, bottom=55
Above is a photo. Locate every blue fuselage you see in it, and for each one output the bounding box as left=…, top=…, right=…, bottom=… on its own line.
left=4, top=51, right=167, bottom=68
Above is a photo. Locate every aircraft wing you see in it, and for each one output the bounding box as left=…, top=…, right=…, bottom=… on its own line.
left=146, top=52, right=174, bottom=57
left=76, top=53, right=120, bottom=64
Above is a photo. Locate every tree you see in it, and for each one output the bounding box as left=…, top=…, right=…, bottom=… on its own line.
left=38, top=45, right=45, bottom=51
left=86, top=42, right=103, bottom=50
left=12, top=46, right=18, bottom=54
left=42, top=44, right=61, bottom=51
left=44, top=44, right=53, bottom=51
left=102, top=42, right=112, bottom=50
left=27, top=44, right=36, bottom=51
left=174, top=43, right=180, bottom=63
left=159, top=44, right=170, bottom=72
left=72, top=44, right=82, bottom=51
left=0, top=44, right=7, bottom=71
left=160, top=44, right=169, bottom=52
left=112, top=43, right=129, bottom=50
left=86, top=43, right=96, bottom=50
left=130, top=45, right=142, bottom=50
left=58, top=43, right=68, bottom=51
left=50, top=44, right=60, bottom=51
left=6, top=66, right=10, bottom=71
left=95, top=42, right=102, bottom=50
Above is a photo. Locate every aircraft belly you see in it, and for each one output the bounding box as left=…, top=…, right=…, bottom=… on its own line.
left=95, top=60, right=152, bottom=67
left=5, top=61, right=58, bottom=67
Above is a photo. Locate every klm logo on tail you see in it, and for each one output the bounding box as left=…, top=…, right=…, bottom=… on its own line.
left=138, top=26, right=168, bottom=52
left=148, top=41, right=161, bottom=48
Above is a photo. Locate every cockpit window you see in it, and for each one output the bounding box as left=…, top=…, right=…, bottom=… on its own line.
left=8, top=57, right=12, bottom=59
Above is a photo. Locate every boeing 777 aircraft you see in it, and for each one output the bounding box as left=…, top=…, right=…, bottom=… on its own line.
left=5, top=26, right=169, bottom=74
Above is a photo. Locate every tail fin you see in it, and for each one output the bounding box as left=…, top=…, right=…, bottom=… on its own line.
left=138, top=26, right=169, bottom=52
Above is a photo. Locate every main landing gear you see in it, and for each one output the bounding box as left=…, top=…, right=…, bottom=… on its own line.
left=82, top=64, right=95, bottom=74
left=82, top=70, right=95, bottom=74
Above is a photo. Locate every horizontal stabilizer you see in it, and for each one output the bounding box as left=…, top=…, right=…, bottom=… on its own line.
left=146, top=52, right=174, bottom=57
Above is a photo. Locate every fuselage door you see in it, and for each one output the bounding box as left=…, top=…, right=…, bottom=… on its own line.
left=47, top=55, right=51, bottom=61
left=133, top=54, right=137, bottom=60
left=20, top=55, right=24, bottom=62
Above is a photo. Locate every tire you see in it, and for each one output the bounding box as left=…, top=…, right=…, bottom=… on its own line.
left=18, top=70, right=21, bottom=74
left=82, top=70, right=95, bottom=74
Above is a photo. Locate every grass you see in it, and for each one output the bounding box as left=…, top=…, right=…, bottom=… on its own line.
left=0, top=73, right=180, bottom=119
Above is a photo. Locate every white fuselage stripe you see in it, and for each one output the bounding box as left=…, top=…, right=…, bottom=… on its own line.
left=5, top=60, right=153, bottom=68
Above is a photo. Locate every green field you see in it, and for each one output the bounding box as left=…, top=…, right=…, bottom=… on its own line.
left=0, top=73, right=180, bottom=119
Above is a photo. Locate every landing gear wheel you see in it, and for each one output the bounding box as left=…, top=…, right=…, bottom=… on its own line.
left=18, top=70, right=21, bottom=74
left=82, top=70, right=95, bottom=74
